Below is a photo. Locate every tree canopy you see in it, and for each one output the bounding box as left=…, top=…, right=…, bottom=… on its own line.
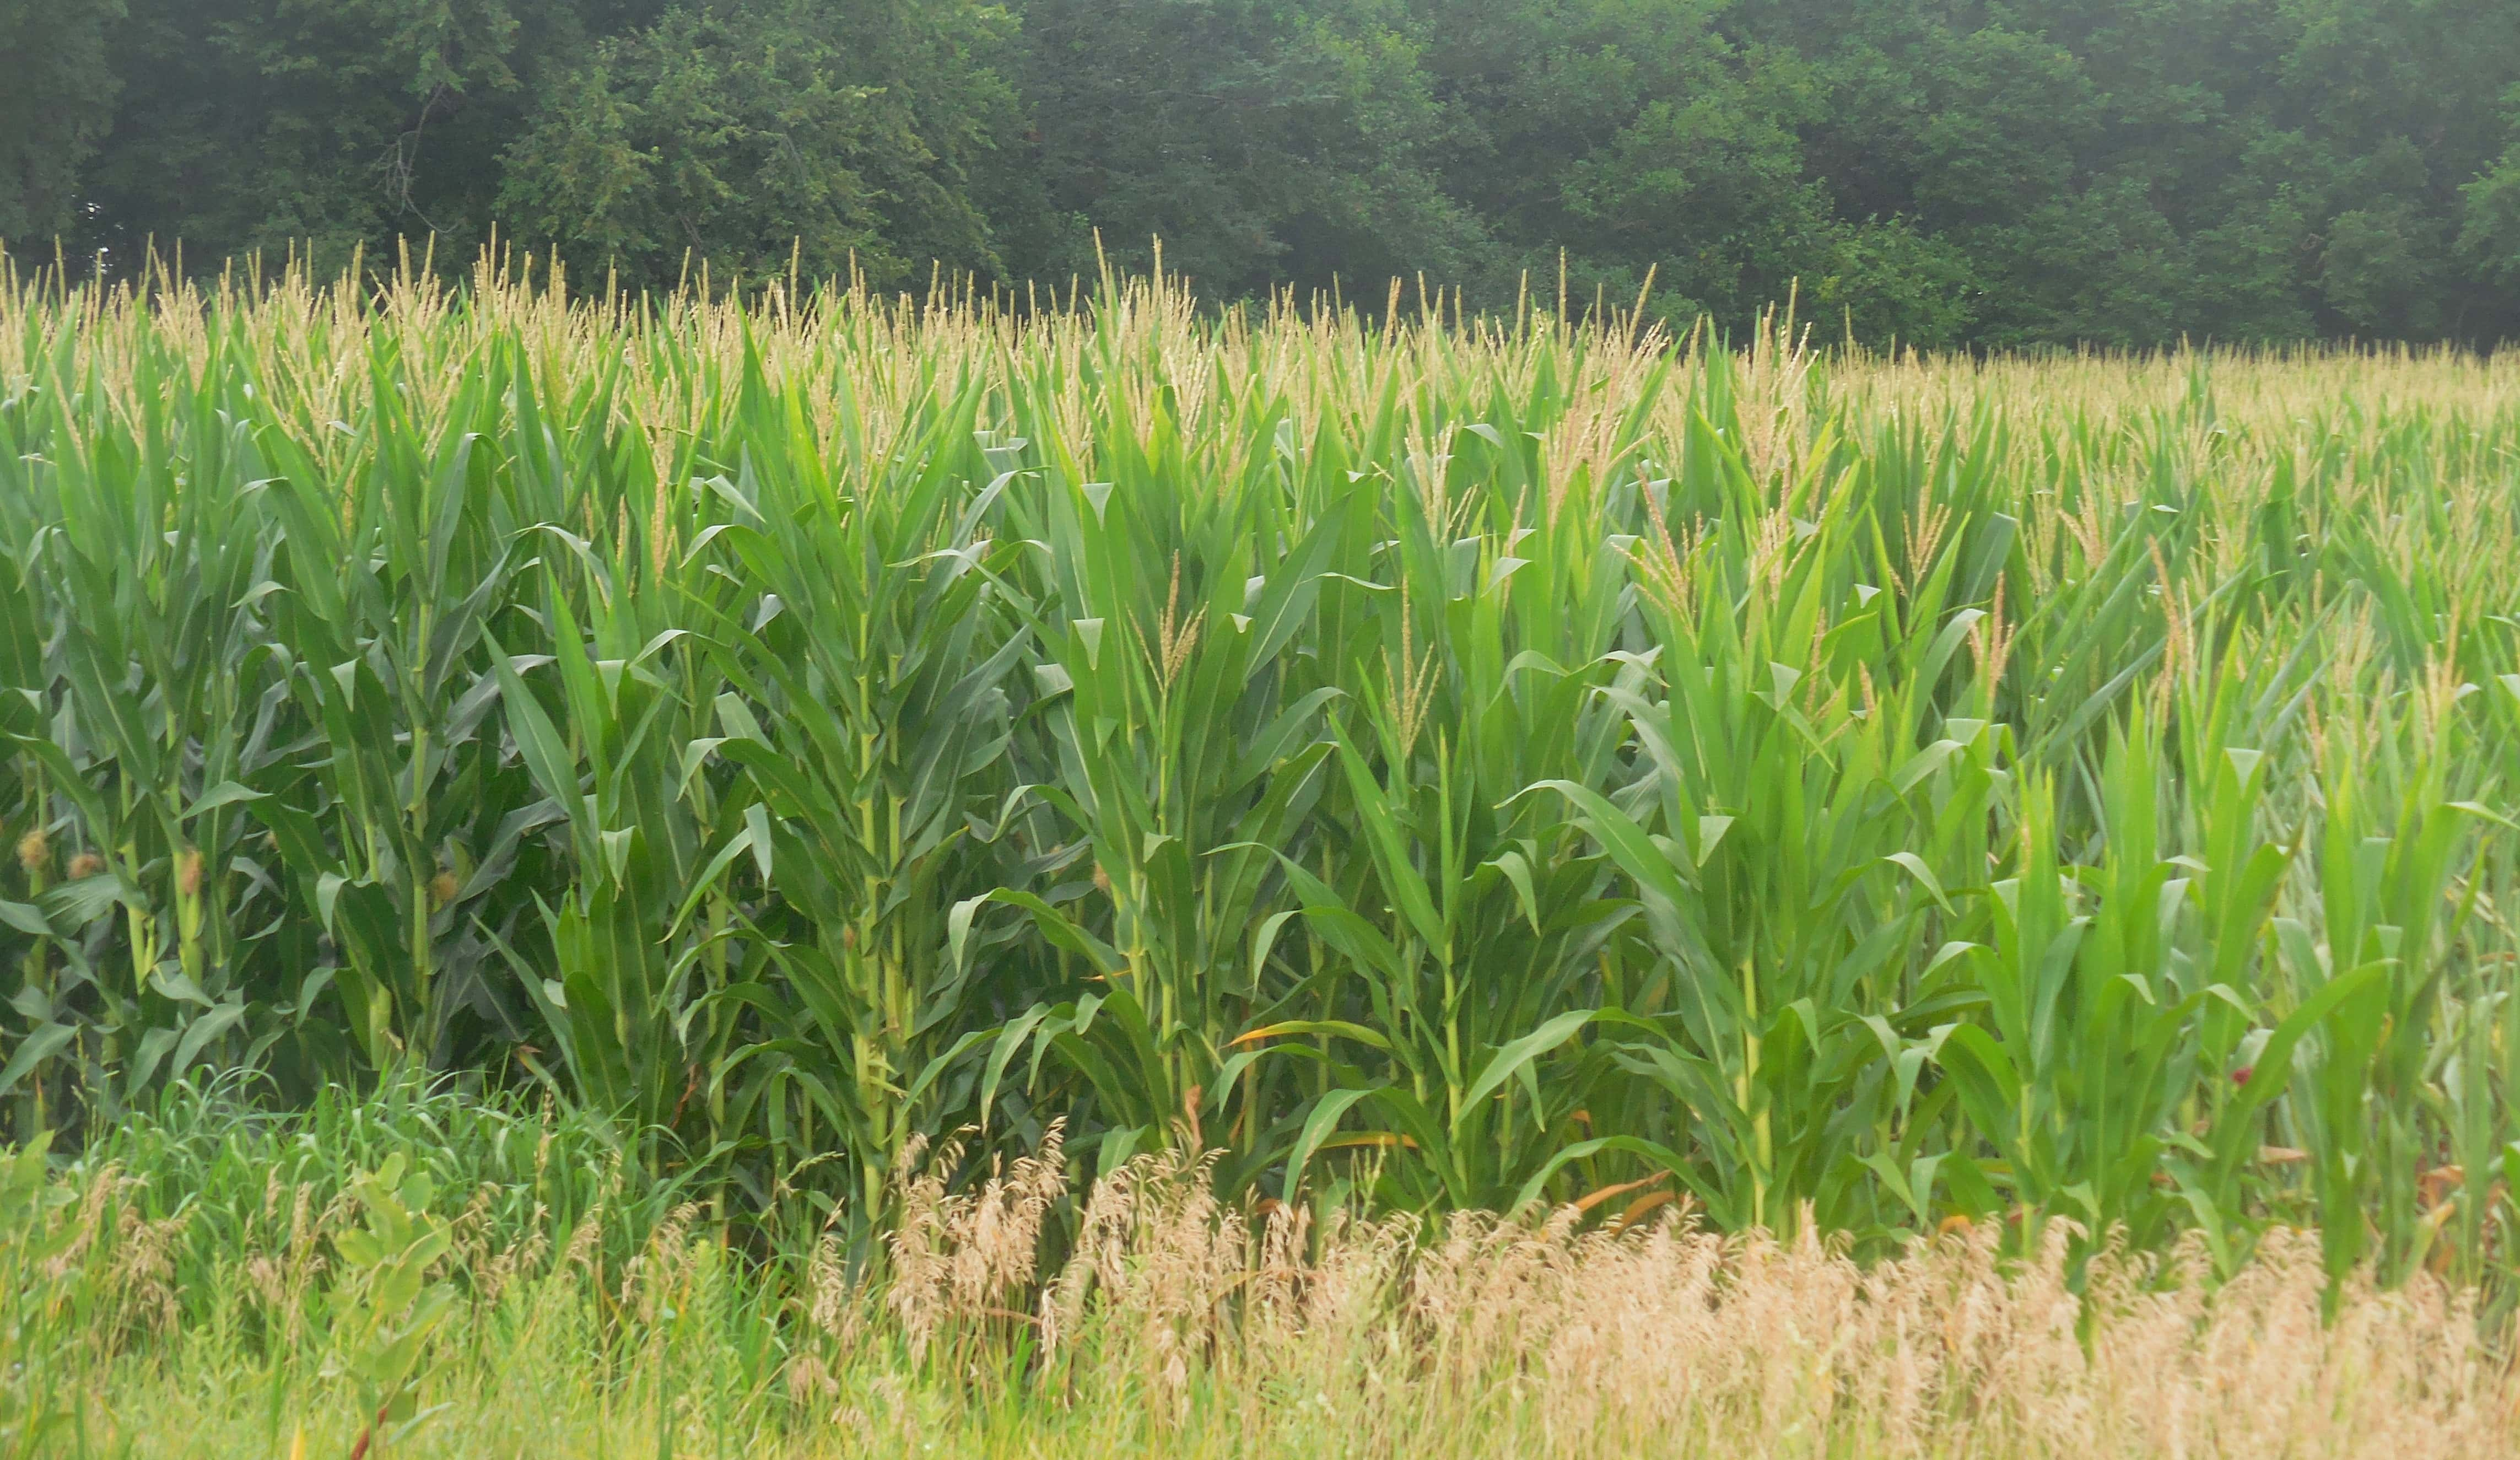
left=6, top=0, right=2517, bottom=345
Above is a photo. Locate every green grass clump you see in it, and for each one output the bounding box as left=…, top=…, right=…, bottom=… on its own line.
left=1, top=254, right=2518, bottom=1305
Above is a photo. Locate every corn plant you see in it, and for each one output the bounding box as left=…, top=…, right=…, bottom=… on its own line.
left=0, top=257, right=2515, bottom=1290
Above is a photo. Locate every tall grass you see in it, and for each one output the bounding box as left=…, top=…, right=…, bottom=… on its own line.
left=1, top=251, right=2517, bottom=1302
left=7, top=1084, right=2516, bottom=1457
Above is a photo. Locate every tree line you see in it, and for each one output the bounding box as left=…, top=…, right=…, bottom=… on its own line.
left=6, top=0, right=2519, bottom=347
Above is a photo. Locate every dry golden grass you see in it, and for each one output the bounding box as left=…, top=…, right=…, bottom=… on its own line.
left=824, top=1142, right=2520, bottom=1459
left=42, top=1139, right=2519, bottom=1459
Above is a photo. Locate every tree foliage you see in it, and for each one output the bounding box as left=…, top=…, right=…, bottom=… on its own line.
left=497, top=1, right=1021, bottom=290
left=0, top=0, right=125, bottom=243
left=9, top=0, right=2520, bottom=344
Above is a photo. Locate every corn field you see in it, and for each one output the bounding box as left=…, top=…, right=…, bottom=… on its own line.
left=3, top=254, right=2519, bottom=1301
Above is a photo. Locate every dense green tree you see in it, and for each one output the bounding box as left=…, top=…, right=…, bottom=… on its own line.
left=1005, top=0, right=1482, bottom=298
left=497, top=1, right=1023, bottom=291
left=6, top=0, right=2517, bottom=344
left=1415, top=0, right=1989, bottom=342
left=0, top=0, right=125, bottom=246
left=2257, top=0, right=2520, bottom=338
left=1415, top=1, right=1811, bottom=318
left=68, top=0, right=581, bottom=272
left=2464, top=87, right=2520, bottom=295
